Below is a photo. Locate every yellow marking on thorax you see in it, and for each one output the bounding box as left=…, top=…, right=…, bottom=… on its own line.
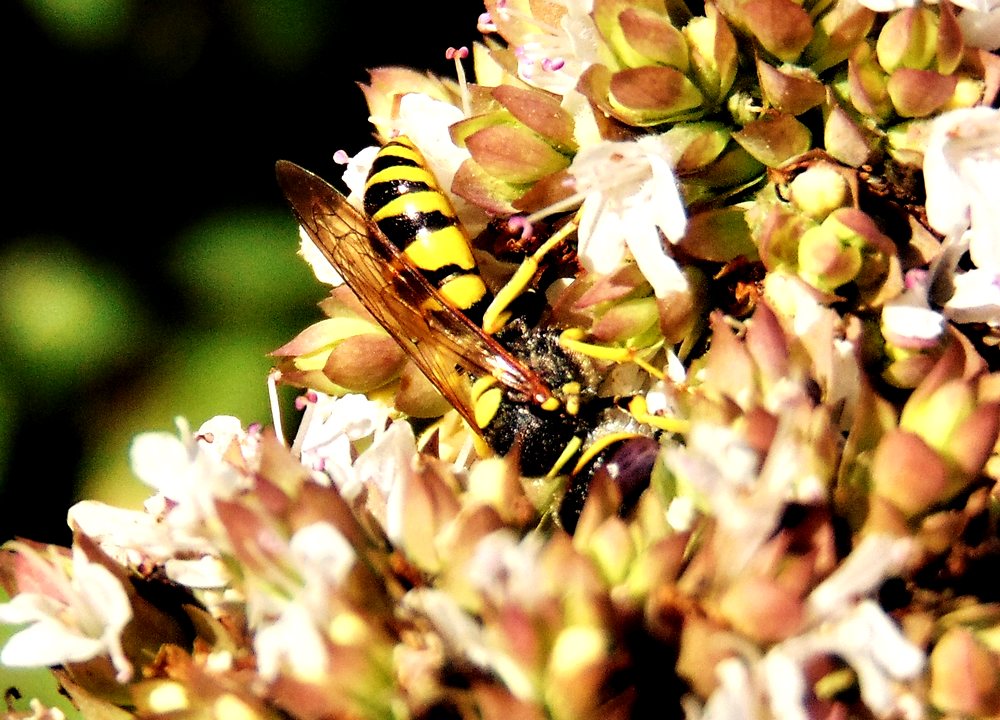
left=418, top=296, right=445, bottom=313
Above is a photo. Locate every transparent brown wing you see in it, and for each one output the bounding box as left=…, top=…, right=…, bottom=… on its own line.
left=275, top=160, right=553, bottom=431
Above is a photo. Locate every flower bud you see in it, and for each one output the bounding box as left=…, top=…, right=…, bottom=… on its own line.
left=848, top=42, right=894, bottom=121
left=578, top=63, right=705, bottom=126
left=798, top=224, right=862, bottom=292
left=930, top=626, right=1000, bottom=716
left=684, top=4, right=738, bottom=102
left=876, top=7, right=939, bottom=73
left=545, top=625, right=613, bottom=720
left=871, top=428, right=949, bottom=517
left=788, top=163, right=851, bottom=220
left=757, top=61, right=826, bottom=116
left=605, top=5, right=690, bottom=71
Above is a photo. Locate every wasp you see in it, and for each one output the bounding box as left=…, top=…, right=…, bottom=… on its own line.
left=276, top=137, right=656, bottom=530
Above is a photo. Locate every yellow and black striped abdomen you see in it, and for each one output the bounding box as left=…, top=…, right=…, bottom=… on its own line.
left=363, top=136, right=492, bottom=324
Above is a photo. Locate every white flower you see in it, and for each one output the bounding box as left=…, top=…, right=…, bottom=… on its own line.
left=923, top=109, right=1000, bottom=325
left=806, top=535, right=914, bottom=620
left=957, top=0, right=1000, bottom=49
left=339, top=145, right=380, bottom=203
left=358, top=421, right=419, bottom=544
left=949, top=0, right=999, bottom=10
left=569, top=135, right=689, bottom=298
left=943, top=265, right=1000, bottom=325
left=881, top=272, right=946, bottom=347
left=67, top=501, right=179, bottom=567
left=465, top=530, right=547, bottom=609
left=403, top=587, right=536, bottom=700
left=764, top=271, right=862, bottom=428
left=662, top=424, right=775, bottom=566
left=131, top=417, right=251, bottom=551
left=299, top=224, right=346, bottom=286
left=855, top=0, right=999, bottom=17
left=763, top=600, right=925, bottom=720
left=193, top=415, right=259, bottom=462
left=254, top=601, right=330, bottom=682
left=293, top=392, right=391, bottom=476
left=924, top=106, right=1000, bottom=256
left=696, top=537, right=922, bottom=720
left=288, top=522, right=358, bottom=608
left=162, top=556, right=231, bottom=589
left=0, top=545, right=134, bottom=682
left=764, top=537, right=922, bottom=720
left=505, top=0, right=601, bottom=96
left=292, top=393, right=417, bottom=541
left=297, top=146, right=380, bottom=287
left=697, top=658, right=761, bottom=720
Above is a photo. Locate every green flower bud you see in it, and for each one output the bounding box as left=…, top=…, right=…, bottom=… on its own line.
left=615, top=6, right=690, bottom=70
left=848, top=42, right=894, bottom=120
left=887, top=67, right=957, bottom=117
left=578, top=63, right=705, bottom=126
left=684, top=3, right=738, bottom=102
left=930, top=627, right=1000, bottom=716
left=757, top=60, right=826, bottom=115
left=798, top=223, right=863, bottom=291
left=788, top=163, right=851, bottom=220
left=876, top=7, right=939, bottom=73
left=731, top=113, right=812, bottom=168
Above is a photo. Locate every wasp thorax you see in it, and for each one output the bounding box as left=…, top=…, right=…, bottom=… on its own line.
left=477, top=323, right=600, bottom=477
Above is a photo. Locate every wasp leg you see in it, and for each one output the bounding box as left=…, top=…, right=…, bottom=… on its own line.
left=481, top=220, right=579, bottom=335
left=558, top=327, right=666, bottom=380
left=559, top=329, right=690, bottom=434
left=625, top=394, right=689, bottom=434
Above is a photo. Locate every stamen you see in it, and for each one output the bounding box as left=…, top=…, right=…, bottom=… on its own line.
left=333, top=149, right=350, bottom=165
left=542, top=57, right=565, bottom=72
left=446, top=46, right=472, bottom=117
left=903, top=268, right=928, bottom=290
left=267, top=369, right=286, bottom=446
left=294, top=390, right=319, bottom=411
left=477, top=12, right=497, bottom=33
left=524, top=190, right=588, bottom=225
left=506, top=215, right=534, bottom=241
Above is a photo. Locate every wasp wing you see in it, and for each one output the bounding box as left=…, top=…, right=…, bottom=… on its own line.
left=275, top=160, right=553, bottom=431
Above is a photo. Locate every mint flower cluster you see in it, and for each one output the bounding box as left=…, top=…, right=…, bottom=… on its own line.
left=3, top=1, right=1000, bottom=719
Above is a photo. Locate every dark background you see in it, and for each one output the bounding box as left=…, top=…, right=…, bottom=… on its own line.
left=0, top=1, right=476, bottom=546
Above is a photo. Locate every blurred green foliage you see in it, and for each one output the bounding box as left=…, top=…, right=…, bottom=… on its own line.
left=22, top=0, right=134, bottom=49
left=0, top=240, right=146, bottom=398
left=1, top=0, right=468, bottom=710
left=77, top=210, right=321, bottom=509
